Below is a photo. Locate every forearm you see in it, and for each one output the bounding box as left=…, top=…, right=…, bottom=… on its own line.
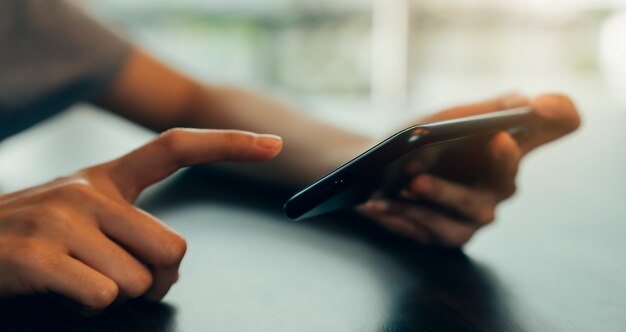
left=97, top=49, right=372, bottom=187
left=182, top=84, right=372, bottom=186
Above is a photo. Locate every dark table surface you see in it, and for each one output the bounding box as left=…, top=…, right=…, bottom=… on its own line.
left=0, top=106, right=624, bottom=332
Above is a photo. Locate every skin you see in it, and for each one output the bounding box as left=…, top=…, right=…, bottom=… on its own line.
left=0, top=48, right=580, bottom=311
left=0, top=129, right=282, bottom=311
left=359, top=94, right=581, bottom=246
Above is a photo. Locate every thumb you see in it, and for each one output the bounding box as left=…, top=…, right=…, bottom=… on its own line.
left=518, top=94, right=581, bottom=155
left=107, top=128, right=282, bottom=201
left=422, top=93, right=530, bottom=123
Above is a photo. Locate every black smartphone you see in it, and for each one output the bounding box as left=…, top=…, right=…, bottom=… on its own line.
left=283, top=106, right=540, bottom=220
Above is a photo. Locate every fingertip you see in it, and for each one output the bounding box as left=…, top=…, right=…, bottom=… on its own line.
left=255, top=134, right=282, bottom=149
left=490, top=131, right=520, bottom=159
left=531, top=94, right=581, bottom=133
left=84, top=279, right=119, bottom=312
left=254, top=134, right=283, bottom=159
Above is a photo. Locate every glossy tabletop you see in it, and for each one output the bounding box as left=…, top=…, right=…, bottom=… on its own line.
left=0, top=105, right=624, bottom=332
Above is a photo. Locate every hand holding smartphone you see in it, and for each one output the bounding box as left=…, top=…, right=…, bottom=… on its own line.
left=284, top=106, right=540, bottom=220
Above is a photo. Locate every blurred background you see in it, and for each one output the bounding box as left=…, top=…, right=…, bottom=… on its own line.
left=1, top=0, right=626, bottom=189
left=84, top=0, right=626, bottom=124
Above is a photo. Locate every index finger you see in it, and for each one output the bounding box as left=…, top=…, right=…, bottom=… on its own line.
left=107, top=128, right=282, bottom=202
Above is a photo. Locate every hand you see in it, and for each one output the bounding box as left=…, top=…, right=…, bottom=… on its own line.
left=0, top=129, right=282, bottom=312
left=359, top=94, right=580, bottom=247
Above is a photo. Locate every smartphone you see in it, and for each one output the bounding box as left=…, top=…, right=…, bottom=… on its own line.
left=283, top=106, right=539, bottom=220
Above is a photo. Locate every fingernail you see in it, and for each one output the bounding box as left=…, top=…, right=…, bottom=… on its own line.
left=256, top=134, right=282, bottom=149
left=499, top=94, right=528, bottom=109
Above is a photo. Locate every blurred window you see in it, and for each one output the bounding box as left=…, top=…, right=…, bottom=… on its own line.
left=89, top=0, right=625, bottom=108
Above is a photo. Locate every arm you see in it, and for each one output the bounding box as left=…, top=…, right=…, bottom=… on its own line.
left=0, top=2, right=282, bottom=313
left=96, top=49, right=371, bottom=186
left=96, top=48, right=581, bottom=247
left=359, top=94, right=580, bottom=246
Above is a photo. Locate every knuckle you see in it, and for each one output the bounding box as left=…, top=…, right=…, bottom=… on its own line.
left=85, top=281, right=119, bottom=310
left=158, top=128, right=187, bottom=152
left=158, top=233, right=187, bottom=267
left=40, top=206, right=72, bottom=231
left=59, top=182, right=95, bottom=202
left=158, top=128, right=189, bottom=166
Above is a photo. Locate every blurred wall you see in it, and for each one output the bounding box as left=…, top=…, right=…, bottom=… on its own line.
left=86, top=0, right=626, bottom=118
